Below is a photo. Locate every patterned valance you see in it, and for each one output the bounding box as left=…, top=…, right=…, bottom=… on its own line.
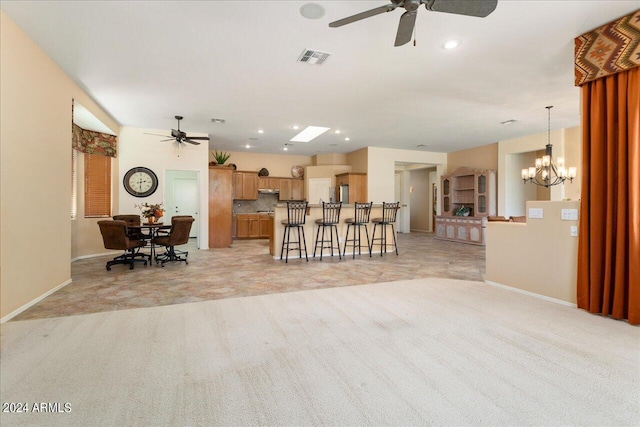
left=575, top=10, right=640, bottom=86
left=72, top=123, right=117, bottom=157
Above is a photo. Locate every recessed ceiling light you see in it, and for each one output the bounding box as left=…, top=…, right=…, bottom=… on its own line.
left=283, top=146, right=289, bottom=151
left=291, top=125, right=300, bottom=130
left=344, top=137, right=350, bottom=141
left=258, top=129, right=264, bottom=134
left=245, top=144, right=251, bottom=149
left=334, top=130, right=341, bottom=134
left=501, top=119, right=518, bottom=125
left=291, top=126, right=330, bottom=142
left=443, top=40, right=460, bottom=50
left=300, top=3, right=325, bottom=20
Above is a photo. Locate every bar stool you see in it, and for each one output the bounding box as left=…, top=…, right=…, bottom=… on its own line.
left=313, top=201, right=342, bottom=261
left=342, top=202, right=372, bottom=259
left=280, top=201, right=308, bottom=263
left=369, top=202, right=400, bottom=256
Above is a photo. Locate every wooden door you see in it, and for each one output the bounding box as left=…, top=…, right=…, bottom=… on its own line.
left=209, top=167, right=233, bottom=248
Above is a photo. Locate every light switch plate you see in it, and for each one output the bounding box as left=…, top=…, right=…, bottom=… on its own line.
left=528, top=208, right=544, bottom=219
left=561, top=209, right=579, bottom=220
left=570, top=226, right=578, bottom=237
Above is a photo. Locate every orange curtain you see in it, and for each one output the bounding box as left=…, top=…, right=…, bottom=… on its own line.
left=577, top=66, right=640, bottom=324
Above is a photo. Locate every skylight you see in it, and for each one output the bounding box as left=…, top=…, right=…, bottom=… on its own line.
left=290, top=126, right=330, bottom=142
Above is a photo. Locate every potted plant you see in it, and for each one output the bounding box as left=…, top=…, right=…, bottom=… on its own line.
left=212, top=150, right=231, bottom=166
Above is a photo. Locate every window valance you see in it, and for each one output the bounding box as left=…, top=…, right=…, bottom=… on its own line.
left=72, top=123, right=117, bottom=157
left=574, top=10, right=640, bottom=86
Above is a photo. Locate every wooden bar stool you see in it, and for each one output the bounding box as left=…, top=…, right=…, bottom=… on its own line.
left=313, top=201, right=342, bottom=261
left=369, top=202, right=400, bottom=256
left=343, top=202, right=372, bottom=259
left=280, top=201, right=309, bottom=263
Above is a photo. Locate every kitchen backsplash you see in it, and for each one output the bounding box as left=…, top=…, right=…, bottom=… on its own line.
left=234, top=193, right=279, bottom=213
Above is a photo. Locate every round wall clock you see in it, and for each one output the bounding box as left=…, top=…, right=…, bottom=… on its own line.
left=123, top=167, right=158, bottom=198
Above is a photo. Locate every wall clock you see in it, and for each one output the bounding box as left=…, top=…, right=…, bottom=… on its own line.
left=123, top=167, right=158, bottom=198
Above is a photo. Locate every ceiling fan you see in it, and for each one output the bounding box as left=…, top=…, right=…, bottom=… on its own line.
left=329, top=0, right=498, bottom=47
left=145, top=115, right=210, bottom=145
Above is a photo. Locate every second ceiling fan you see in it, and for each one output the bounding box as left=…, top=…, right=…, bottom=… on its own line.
left=329, top=0, right=498, bottom=47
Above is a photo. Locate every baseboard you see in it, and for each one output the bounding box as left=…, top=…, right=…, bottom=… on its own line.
left=71, top=251, right=119, bottom=263
left=484, top=280, right=577, bottom=308
left=1, top=278, right=73, bottom=324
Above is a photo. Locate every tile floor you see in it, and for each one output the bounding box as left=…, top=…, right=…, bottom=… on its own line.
left=12, top=233, right=485, bottom=321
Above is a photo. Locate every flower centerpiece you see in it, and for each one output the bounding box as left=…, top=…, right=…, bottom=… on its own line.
left=135, top=202, right=165, bottom=224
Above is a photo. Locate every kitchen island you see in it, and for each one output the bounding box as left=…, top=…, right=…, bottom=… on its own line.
left=271, top=203, right=398, bottom=259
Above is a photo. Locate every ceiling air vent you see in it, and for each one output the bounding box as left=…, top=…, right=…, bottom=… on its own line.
left=297, top=49, right=331, bottom=65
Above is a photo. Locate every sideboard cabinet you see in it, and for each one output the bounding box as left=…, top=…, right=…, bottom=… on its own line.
left=435, top=167, right=496, bottom=245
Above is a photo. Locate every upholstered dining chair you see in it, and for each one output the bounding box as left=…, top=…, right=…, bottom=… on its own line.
left=153, top=216, right=195, bottom=267
left=98, top=220, right=148, bottom=270
left=113, top=214, right=148, bottom=239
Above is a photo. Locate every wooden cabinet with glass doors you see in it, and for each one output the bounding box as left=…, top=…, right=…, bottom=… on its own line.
left=436, top=167, right=496, bottom=245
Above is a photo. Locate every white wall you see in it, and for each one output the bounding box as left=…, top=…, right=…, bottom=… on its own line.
left=505, top=152, right=538, bottom=217
left=118, top=127, right=210, bottom=249
left=367, top=147, right=447, bottom=204
left=497, top=128, right=580, bottom=215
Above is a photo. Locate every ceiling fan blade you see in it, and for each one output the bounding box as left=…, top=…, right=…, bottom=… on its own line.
left=160, top=139, right=174, bottom=142
left=395, top=11, right=417, bottom=46
left=144, top=133, right=171, bottom=137
left=426, top=0, right=498, bottom=18
left=185, top=136, right=210, bottom=140
left=329, top=4, right=397, bottom=27
left=183, top=139, right=201, bottom=145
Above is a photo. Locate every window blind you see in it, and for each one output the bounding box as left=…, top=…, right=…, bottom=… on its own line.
left=71, top=149, right=77, bottom=219
left=84, top=153, right=111, bottom=217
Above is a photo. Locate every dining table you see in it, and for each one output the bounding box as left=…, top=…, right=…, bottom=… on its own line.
left=129, top=223, right=171, bottom=264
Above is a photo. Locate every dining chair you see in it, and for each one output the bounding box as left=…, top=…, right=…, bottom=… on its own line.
left=98, top=220, right=148, bottom=270
left=153, top=216, right=195, bottom=267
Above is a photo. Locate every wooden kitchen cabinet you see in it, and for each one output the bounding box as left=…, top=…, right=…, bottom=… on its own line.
left=235, top=213, right=269, bottom=239
left=279, top=178, right=304, bottom=201
left=334, top=172, right=367, bottom=204
left=259, top=214, right=271, bottom=237
left=258, top=177, right=281, bottom=190
left=233, top=171, right=258, bottom=200
left=209, top=167, right=233, bottom=248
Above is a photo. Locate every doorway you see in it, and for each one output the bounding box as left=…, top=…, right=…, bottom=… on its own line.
left=165, top=170, right=199, bottom=241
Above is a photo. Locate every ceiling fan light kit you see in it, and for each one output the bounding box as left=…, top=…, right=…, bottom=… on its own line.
left=329, top=0, right=498, bottom=47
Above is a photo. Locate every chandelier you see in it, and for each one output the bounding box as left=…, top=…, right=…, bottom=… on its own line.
left=522, top=106, right=576, bottom=187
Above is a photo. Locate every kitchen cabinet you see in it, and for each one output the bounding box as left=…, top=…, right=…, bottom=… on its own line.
left=279, top=178, right=304, bottom=201
left=334, top=173, right=367, bottom=204
left=258, top=177, right=281, bottom=190
left=233, top=171, right=258, bottom=200
left=209, top=167, right=233, bottom=248
left=234, top=213, right=270, bottom=239
left=260, top=214, right=271, bottom=237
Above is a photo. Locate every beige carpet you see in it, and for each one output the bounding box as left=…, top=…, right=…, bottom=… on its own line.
left=1, top=278, right=638, bottom=426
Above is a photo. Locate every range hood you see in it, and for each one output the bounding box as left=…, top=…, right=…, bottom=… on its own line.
left=258, top=188, right=280, bottom=194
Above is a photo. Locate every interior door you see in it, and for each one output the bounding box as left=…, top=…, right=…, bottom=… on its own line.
left=172, top=175, right=199, bottom=238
